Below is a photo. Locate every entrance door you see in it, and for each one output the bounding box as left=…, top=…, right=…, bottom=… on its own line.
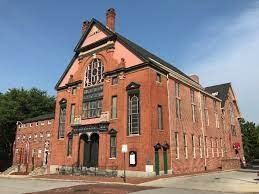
left=163, top=150, right=168, bottom=174
left=155, top=150, right=159, bottom=175
left=90, top=133, right=99, bottom=167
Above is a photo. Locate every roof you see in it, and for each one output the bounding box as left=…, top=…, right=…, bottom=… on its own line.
left=55, top=18, right=196, bottom=89
left=205, top=83, right=231, bottom=107
left=22, top=113, right=55, bottom=124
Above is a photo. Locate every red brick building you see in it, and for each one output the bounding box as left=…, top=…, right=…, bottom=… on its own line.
left=13, top=114, right=54, bottom=173
left=13, top=9, right=244, bottom=176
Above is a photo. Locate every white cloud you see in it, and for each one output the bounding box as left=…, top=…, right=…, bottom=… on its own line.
left=186, top=2, right=259, bottom=123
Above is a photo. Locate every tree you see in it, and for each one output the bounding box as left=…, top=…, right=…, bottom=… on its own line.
left=0, top=88, right=55, bottom=165
left=240, top=118, right=259, bottom=162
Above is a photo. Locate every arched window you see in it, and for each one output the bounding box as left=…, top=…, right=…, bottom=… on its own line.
left=128, top=94, right=140, bottom=135
left=85, top=58, right=104, bottom=87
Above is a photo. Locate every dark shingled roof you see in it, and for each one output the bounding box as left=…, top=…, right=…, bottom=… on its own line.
left=205, top=83, right=231, bottom=107
left=22, top=113, right=54, bottom=124
left=55, top=18, right=196, bottom=89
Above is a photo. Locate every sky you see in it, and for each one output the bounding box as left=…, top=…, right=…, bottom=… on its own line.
left=0, top=0, right=258, bottom=123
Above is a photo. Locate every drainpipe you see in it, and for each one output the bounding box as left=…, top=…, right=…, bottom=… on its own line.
left=199, top=91, right=207, bottom=170
left=166, top=74, right=173, bottom=173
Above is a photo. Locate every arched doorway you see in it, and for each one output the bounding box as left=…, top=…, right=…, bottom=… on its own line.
left=79, top=133, right=99, bottom=168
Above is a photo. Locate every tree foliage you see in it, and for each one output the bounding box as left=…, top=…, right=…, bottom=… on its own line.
left=240, top=118, right=259, bottom=162
left=0, top=88, right=55, bottom=161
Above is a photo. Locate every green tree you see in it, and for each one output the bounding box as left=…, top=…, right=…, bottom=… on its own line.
left=240, top=118, right=259, bottom=162
left=0, top=88, right=55, bottom=164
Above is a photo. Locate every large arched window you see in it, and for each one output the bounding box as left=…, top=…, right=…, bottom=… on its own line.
left=85, top=58, right=104, bottom=87
left=127, top=82, right=140, bottom=135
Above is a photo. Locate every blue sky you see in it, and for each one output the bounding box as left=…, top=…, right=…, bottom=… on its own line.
left=0, top=0, right=258, bottom=123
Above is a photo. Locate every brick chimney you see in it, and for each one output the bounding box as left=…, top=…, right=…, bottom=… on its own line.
left=106, top=8, right=116, bottom=31
left=82, top=20, right=90, bottom=34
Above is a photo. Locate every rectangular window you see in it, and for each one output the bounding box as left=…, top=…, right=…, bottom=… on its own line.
left=199, top=136, right=203, bottom=158
left=192, top=134, right=196, bottom=158
left=157, top=105, right=163, bottom=130
left=176, top=99, right=181, bottom=119
left=216, top=138, right=219, bottom=157
left=70, top=104, right=75, bottom=124
left=83, top=100, right=102, bottom=118
left=156, top=73, right=161, bottom=82
left=183, top=133, right=188, bottom=159
left=190, top=89, right=196, bottom=122
left=205, top=136, right=209, bottom=158
left=58, top=104, right=66, bottom=139
left=111, top=96, right=118, bottom=119
left=72, top=87, right=77, bottom=95
left=190, top=89, right=195, bottom=103
left=112, top=76, right=118, bottom=85
left=67, top=135, right=73, bottom=156
left=215, top=112, right=219, bottom=128
left=205, top=109, right=209, bottom=126
left=211, top=138, right=214, bottom=158
left=128, top=93, right=140, bottom=135
left=220, top=138, right=224, bottom=157
left=175, top=82, right=180, bottom=97
left=110, top=135, right=117, bottom=158
left=175, top=132, right=179, bottom=159
left=38, top=149, right=42, bottom=158
left=82, top=86, right=103, bottom=118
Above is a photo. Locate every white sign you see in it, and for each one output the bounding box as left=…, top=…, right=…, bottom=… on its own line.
left=145, top=165, right=154, bottom=173
left=121, top=144, right=128, bottom=153
left=130, top=152, right=136, bottom=165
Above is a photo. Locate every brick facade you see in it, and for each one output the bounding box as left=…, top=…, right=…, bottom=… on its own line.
left=13, top=9, right=244, bottom=176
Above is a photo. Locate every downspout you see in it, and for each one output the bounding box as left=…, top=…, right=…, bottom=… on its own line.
left=199, top=91, right=207, bottom=170
left=166, top=74, right=173, bottom=173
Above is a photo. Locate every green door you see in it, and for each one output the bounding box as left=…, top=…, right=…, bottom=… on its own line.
left=163, top=150, right=168, bottom=174
left=155, top=150, right=159, bottom=175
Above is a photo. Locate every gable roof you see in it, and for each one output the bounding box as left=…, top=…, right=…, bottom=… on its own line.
left=22, top=113, right=55, bottom=124
left=55, top=18, right=197, bottom=90
left=205, top=83, right=231, bottom=107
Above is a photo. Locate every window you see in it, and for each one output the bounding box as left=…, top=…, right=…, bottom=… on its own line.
left=128, top=94, right=140, bottom=135
left=220, top=138, right=224, bottom=157
left=34, top=134, right=37, bottom=141
left=41, top=121, right=45, bottom=126
left=30, top=123, right=33, bottom=127
left=205, top=136, right=209, bottom=158
left=72, top=87, right=77, bottom=95
left=36, top=122, right=39, bottom=126
left=28, top=134, right=32, bottom=141
left=175, top=82, right=180, bottom=97
left=230, top=103, right=235, bottom=125
left=110, top=135, right=117, bottom=158
left=183, top=133, right=188, bottom=159
left=46, top=132, right=51, bottom=139
left=157, top=105, right=163, bottom=130
left=48, top=120, right=52, bottom=125
left=85, top=58, right=104, bottom=87
left=199, top=136, right=203, bottom=158
left=156, top=73, right=161, bottom=82
left=70, top=104, right=75, bottom=124
left=205, top=109, right=209, bottom=126
left=58, top=100, right=67, bottom=139
left=112, top=76, right=118, bottom=85
left=176, top=82, right=181, bottom=119
left=211, top=138, right=214, bottom=158
left=216, top=138, right=219, bottom=157
left=82, top=85, right=103, bottom=118
left=176, top=99, right=181, bottom=119
left=215, top=112, right=219, bottom=128
left=192, top=134, right=196, bottom=158
left=38, top=149, right=42, bottom=158
left=175, top=132, right=179, bottom=159
left=17, top=136, right=20, bottom=142
left=67, top=134, right=73, bottom=156
left=39, top=132, right=43, bottom=141
left=111, top=96, right=118, bottom=119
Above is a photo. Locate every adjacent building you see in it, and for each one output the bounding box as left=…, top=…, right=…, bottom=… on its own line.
left=13, top=9, right=244, bottom=176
